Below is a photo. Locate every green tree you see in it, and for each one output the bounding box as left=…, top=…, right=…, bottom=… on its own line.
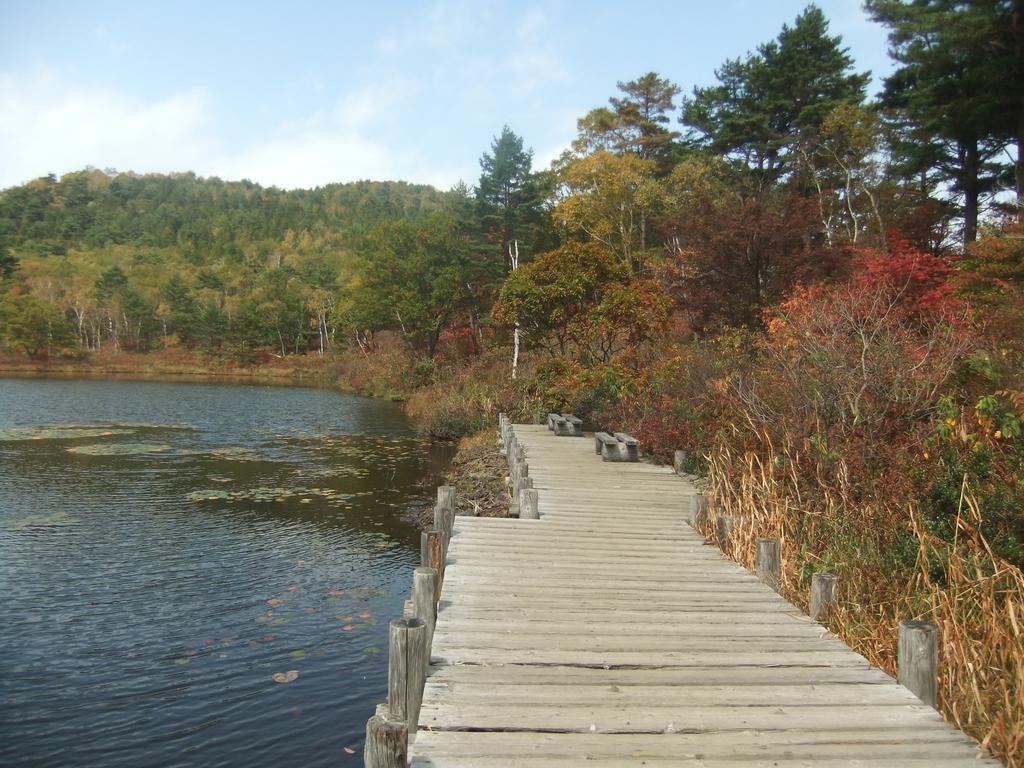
left=476, top=126, right=546, bottom=273
left=681, top=5, right=869, bottom=184
left=350, top=213, right=479, bottom=357
left=0, top=238, right=17, bottom=282
left=494, top=241, right=670, bottom=363
left=162, top=274, right=198, bottom=346
left=866, top=0, right=1018, bottom=244
left=0, top=293, right=76, bottom=358
left=574, top=72, right=682, bottom=171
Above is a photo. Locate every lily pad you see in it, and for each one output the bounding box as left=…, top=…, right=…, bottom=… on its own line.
left=3, top=511, right=77, bottom=530
left=0, top=426, right=135, bottom=441
left=67, top=442, right=172, bottom=456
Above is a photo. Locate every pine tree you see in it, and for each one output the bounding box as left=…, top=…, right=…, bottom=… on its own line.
left=476, top=126, right=545, bottom=273
left=681, top=5, right=869, bottom=185
left=574, top=72, right=682, bottom=171
left=867, top=0, right=1019, bottom=244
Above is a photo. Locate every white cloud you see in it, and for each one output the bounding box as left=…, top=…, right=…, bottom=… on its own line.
left=0, top=69, right=463, bottom=190
left=0, top=70, right=215, bottom=188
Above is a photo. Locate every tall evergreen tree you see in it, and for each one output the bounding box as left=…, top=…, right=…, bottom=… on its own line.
left=681, top=5, right=869, bottom=185
left=867, top=0, right=1019, bottom=244
left=575, top=72, right=682, bottom=171
left=476, top=126, right=545, bottom=273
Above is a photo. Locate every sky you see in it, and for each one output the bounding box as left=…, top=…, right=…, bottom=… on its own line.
left=0, top=0, right=895, bottom=192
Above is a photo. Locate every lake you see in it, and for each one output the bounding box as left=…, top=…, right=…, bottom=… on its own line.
left=0, top=377, right=451, bottom=767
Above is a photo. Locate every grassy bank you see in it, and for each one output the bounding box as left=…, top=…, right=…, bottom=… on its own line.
left=0, top=349, right=331, bottom=385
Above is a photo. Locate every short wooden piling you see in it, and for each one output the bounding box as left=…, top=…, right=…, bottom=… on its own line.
left=412, top=566, right=437, bottom=642
left=673, top=449, right=687, bottom=475
left=421, top=529, right=445, bottom=591
left=898, top=619, right=939, bottom=708
left=520, top=487, right=539, bottom=519
left=437, top=485, right=456, bottom=525
left=715, top=515, right=733, bottom=553
left=364, top=710, right=407, bottom=768
left=755, top=538, right=781, bottom=590
left=688, top=492, right=708, bottom=528
left=388, top=617, right=428, bottom=730
left=810, top=572, right=838, bottom=623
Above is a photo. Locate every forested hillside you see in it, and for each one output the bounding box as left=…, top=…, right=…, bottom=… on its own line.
left=0, top=171, right=446, bottom=357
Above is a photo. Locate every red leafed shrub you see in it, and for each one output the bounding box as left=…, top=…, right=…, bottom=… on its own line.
left=852, top=231, right=960, bottom=320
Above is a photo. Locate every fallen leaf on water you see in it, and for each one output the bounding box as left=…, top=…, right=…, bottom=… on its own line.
left=343, top=746, right=355, bottom=754
left=338, top=614, right=353, bottom=621
left=287, top=585, right=299, bottom=592
left=272, top=670, right=299, bottom=683
left=266, top=598, right=283, bottom=606
left=342, top=624, right=357, bottom=631
left=364, top=646, right=381, bottom=656
left=327, top=590, right=345, bottom=598
left=263, top=635, right=277, bottom=642
left=303, top=607, right=316, bottom=614
left=174, top=657, right=191, bottom=665
left=289, top=649, right=307, bottom=659
left=357, top=610, right=371, bottom=618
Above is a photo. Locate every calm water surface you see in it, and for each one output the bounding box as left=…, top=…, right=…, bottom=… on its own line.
left=0, top=378, right=451, bottom=767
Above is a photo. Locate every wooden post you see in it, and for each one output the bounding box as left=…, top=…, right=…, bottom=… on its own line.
left=364, top=710, right=407, bottom=768
left=688, top=492, right=708, bottom=528
left=433, top=504, right=448, bottom=547
left=810, top=572, right=838, bottom=623
left=520, top=487, right=539, bottom=519
left=755, top=538, right=781, bottom=590
left=422, top=528, right=444, bottom=592
left=437, top=485, right=456, bottom=525
left=673, top=449, right=687, bottom=475
left=412, top=566, right=437, bottom=643
left=388, top=617, right=428, bottom=729
left=898, top=619, right=939, bottom=708
left=715, top=515, right=733, bottom=553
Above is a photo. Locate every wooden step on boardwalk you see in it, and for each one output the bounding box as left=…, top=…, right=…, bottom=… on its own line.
left=408, top=424, right=997, bottom=766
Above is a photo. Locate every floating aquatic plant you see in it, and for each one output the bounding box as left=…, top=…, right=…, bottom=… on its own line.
left=67, top=443, right=172, bottom=456
left=3, top=511, right=78, bottom=530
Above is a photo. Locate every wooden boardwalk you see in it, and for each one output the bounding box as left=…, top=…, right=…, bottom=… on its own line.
left=408, top=424, right=996, bottom=766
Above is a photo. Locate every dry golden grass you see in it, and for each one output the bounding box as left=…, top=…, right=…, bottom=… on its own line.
left=702, top=439, right=1023, bottom=767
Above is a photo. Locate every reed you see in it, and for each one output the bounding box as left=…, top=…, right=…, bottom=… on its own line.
left=704, top=436, right=1024, bottom=766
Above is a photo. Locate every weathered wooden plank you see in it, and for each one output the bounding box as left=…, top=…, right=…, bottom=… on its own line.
left=421, top=682, right=926, bottom=707
left=410, top=729, right=983, bottom=760
left=417, top=702, right=949, bottom=733
left=422, top=663, right=896, bottom=687
left=429, top=648, right=872, bottom=667
left=411, top=757, right=991, bottom=768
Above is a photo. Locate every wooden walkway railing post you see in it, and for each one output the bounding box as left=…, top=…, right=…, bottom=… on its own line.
left=412, top=566, right=438, bottom=645
left=364, top=710, right=407, bottom=768
left=810, top=572, right=838, bottom=623
left=388, top=617, right=428, bottom=736
left=688, top=491, right=708, bottom=528
left=715, top=515, right=733, bottom=553
left=520, top=487, right=539, bottom=519
left=755, top=538, right=781, bottom=590
left=898, top=619, right=939, bottom=708
left=421, top=529, right=444, bottom=591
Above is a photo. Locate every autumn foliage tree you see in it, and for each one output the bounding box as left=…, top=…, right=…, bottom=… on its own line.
left=493, top=241, right=668, bottom=364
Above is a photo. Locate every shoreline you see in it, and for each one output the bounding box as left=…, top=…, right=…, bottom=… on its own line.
left=0, top=355, right=331, bottom=387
